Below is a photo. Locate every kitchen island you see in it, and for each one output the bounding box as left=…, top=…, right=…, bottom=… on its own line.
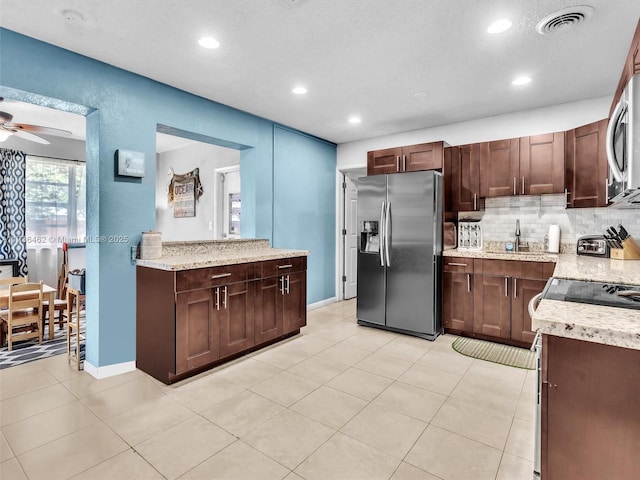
left=136, top=239, right=309, bottom=384
left=531, top=255, right=640, bottom=480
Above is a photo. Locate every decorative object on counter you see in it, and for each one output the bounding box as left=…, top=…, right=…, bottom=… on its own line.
left=457, top=221, right=482, bottom=250
left=443, top=222, right=457, bottom=250
left=504, top=241, right=514, bottom=252
left=452, top=337, right=535, bottom=370
left=168, top=167, right=203, bottom=218
left=140, top=231, right=162, bottom=260
left=547, top=224, right=560, bottom=253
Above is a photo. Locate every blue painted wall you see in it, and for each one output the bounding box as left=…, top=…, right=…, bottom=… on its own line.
left=0, top=29, right=336, bottom=368
left=273, top=126, right=336, bottom=304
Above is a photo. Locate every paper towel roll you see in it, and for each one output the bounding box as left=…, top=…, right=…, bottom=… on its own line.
left=548, top=224, right=560, bottom=253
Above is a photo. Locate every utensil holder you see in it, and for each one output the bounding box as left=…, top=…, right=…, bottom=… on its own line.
left=610, top=236, right=640, bottom=260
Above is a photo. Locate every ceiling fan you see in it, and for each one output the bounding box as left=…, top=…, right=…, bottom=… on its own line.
left=0, top=97, right=72, bottom=145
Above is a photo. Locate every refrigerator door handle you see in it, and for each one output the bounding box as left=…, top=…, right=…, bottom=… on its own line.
left=379, top=201, right=386, bottom=267
left=385, top=201, right=391, bottom=267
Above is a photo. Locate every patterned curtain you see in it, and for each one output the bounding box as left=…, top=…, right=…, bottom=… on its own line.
left=0, top=148, right=28, bottom=276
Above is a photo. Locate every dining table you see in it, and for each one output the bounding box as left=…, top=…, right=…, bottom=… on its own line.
left=0, top=283, right=57, bottom=341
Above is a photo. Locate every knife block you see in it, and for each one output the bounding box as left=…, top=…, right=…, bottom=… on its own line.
left=610, top=236, right=640, bottom=260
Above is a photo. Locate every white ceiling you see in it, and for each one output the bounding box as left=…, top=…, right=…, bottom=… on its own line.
left=1, top=0, right=639, bottom=145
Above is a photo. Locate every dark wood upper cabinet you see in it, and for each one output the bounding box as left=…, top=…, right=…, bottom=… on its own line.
left=367, top=142, right=444, bottom=175
left=565, top=119, right=609, bottom=208
left=451, top=143, right=483, bottom=211
left=367, top=147, right=402, bottom=175
left=480, top=139, right=520, bottom=197
left=610, top=18, right=640, bottom=116
left=519, top=133, right=565, bottom=195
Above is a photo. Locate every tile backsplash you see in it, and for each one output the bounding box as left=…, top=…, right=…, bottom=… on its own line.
left=459, top=194, right=640, bottom=247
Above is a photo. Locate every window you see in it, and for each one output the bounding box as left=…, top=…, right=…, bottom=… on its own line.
left=25, top=155, right=86, bottom=247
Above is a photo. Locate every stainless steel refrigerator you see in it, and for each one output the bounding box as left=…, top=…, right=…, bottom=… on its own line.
left=356, top=170, right=442, bottom=340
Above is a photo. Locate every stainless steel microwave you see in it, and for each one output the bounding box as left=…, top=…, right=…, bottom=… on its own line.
left=607, top=74, right=640, bottom=207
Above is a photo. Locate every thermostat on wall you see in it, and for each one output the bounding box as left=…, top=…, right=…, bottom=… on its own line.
left=116, top=149, right=145, bottom=178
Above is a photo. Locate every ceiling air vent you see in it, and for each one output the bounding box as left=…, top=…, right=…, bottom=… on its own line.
left=536, top=5, right=594, bottom=35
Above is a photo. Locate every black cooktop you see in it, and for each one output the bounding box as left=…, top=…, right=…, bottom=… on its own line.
left=541, top=278, right=640, bottom=310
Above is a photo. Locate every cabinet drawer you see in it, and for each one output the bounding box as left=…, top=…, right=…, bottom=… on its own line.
left=443, top=257, right=474, bottom=273
left=475, top=259, right=521, bottom=277
left=260, top=256, right=307, bottom=278
left=175, top=263, right=249, bottom=292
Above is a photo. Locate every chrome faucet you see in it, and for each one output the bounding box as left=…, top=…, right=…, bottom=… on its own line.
left=515, top=219, right=521, bottom=252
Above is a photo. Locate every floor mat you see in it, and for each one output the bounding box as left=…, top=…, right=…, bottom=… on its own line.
left=452, top=336, right=535, bottom=370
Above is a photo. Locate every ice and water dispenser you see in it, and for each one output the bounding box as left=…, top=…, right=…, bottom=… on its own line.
left=360, top=220, right=380, bottom=253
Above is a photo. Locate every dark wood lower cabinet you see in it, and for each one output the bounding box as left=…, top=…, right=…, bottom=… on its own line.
left=442, top=271, right=474, bottom=332
left=176, top=288, right=218, bottom=374
left=219, top=281, right=255, bottom=358
left=473, top=274, right=511, bottom=339
left=542, top=335, right=640, bottom=479
left=443, top=257, right=553, bottom=348
left=137, top=256, right=307, bottom=384
left=283, top=271, right=306, bottom=334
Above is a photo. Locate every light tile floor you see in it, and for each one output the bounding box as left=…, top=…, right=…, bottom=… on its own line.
left=0, top=299, right=536, bottom=480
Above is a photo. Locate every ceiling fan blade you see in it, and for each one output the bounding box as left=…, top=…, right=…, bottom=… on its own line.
left=9, top=123, right=72, bottom=136
left=12, top=129, right=51, bottom=144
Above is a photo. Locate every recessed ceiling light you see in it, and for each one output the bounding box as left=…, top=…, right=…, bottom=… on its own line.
left=198, top=37, right=220, bottom=49
left=487, top=18, right=512, bottom=34
left=292, top=86, right=308, bottom=95
left=348, top=116, right=361, bottom=124
left=512, top=76, right=532, bottom=86
left=413, top=91, right=428, bottom=99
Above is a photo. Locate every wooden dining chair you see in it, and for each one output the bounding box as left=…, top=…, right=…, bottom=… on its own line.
left=0, top=281, right=44, bottom=351
left=0, top=276, right=28, bottom=289
left=42, top=265, right=68, bottom=336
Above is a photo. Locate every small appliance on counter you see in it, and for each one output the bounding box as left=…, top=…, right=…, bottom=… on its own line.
left=457, top=221, right=482, bottom=250
left=443, top=222, right=457, bottom=251
left=576, top=235, right=609, bottom=257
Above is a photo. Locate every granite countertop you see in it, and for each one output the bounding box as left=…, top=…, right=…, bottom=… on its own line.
left=136, top=238, right=309, bottom=271
left=443, top=248, right=559, bottom=263
left=532, top=255, right=640, bottom=351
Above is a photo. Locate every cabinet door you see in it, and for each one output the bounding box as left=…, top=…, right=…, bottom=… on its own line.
left=219, top=281, right=255, bottom=358
left=403, top=142, right=443, bottom=172
left=442, top=271, right=474, bottom=332
left=480, top=139, right=520, bottom=197
left=543, top=335, right=640, bottom=479
left=473, top=274, right=511, bottom=339
left=254, top=275, right=283, bottom=345
left=520, top=133, right=565, bottom=195
left=176, top=289, right=218, bottom=374
left=453, top=143, right=482, bottom=211
left=511, top=277, right=546, bottom=344
left=282, top=271, right=307, bottom=334
left=565, top=120, right=608, bottom=208
left=367, top=147, right=401, bottom=175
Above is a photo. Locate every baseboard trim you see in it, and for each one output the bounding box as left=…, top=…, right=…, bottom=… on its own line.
left=307, top=297, right=337, bottom=311
left=84, top=360, right=136, bottom=379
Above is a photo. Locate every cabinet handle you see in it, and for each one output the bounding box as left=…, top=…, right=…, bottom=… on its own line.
left=223, top=285, right=228, bottom=309
left=397, top=155, right=401, bottom=171
left=513, top=177, right=517, bottom=195
left=473, top=193, right=477, bottom=211
left=211, top=273, right=232, bottom=279
left=505, top=277, right=508, bottom=297
left=467, top=273, right=471, bottom=293
left=403, top=155, right=407, bottom=171
left=278, top=264, right=293, bottom=269
left=447, top=262, right=467, bottom=267
left=285, top=274, right=290, bottom=294
left=513, top=278, right=517, bottom=298
left=605, top=178, right=609, bottom=204
left=564, top=188, right=570, bottom=207
left=280, top=275, right=285, bottom=295
left=521, top=176, right=525, bottom=195
left=215, top=287, right=220, bottom=310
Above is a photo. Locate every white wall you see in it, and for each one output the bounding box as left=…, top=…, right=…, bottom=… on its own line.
left=337, top=96, right=611, bottom=170
left=156, top=142, right=240, bottom=241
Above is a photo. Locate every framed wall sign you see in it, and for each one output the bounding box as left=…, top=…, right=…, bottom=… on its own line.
left=168, top=168, right=203, bottom=218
